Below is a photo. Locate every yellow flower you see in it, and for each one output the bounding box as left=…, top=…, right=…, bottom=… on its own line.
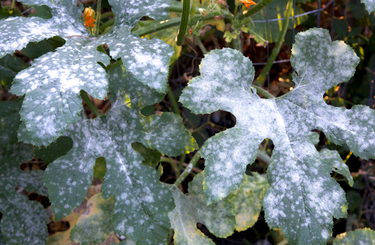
left=84, top=7, right=96, bottom=28
left=240, top=0, right=256, bottom=8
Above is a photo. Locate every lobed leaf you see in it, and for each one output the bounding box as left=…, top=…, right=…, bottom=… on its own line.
left=180, top=28, right=372, bottom=244
left=320, top=149, right=353, bottom=187
left=1, top=0, right=174, bottom=146
left=44, top=71, right=197, bottom=244
left=169, top=172, right=269, bottom=244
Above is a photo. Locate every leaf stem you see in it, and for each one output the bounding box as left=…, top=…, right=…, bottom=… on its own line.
left=95, top=0, right=102, bottom=37
left=168, top=86, right=180, bottom=115
left=80, top=90, right=101, bottom=118
left=176, top=0, right=190, bottom=46
left=251, top=85, right=275, bottom=98
left=132, top=18, right=182, bottom=36
left=195, top=36, right=208, bottom=54
left=174, top=150, right=201, bottom=187
left=253, top=0, right=293, bottom=86
left=160, top=158, right=181, bottom=178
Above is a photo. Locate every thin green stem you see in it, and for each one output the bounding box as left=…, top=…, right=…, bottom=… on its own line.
left=100, top=11, right=114, bottom=19
left=192, top=123, right=208, bottom=133
left=253, top=0, right=293, bottom=86
left=257, top=150, right=271, bottom=164
left=177, top=0, right=190, bottom=46
left=132, top=18, right=181, bottom=36
left=168, top=87, right=180, bottom=115
left=251, top=85, right=275, bottom=98
left=179, top=154, right=186, bottom=171
left=174, top=150, right=201, bottom=187
left=160, top=158, right=180, bottom=178
left=95, top=0, right=102, bottom=37
left=100, top=17, right=115, bottom=32
left=238, top=0, right=275, bottom=20
left=195, top=36, right=208, bottom=54
left=80, top=90, right=101, bottom=118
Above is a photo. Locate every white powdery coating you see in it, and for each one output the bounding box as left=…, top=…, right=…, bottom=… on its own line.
left=360, top=0, right=375, bottom=13
left=44, top=92, right=197, bottom=244
left=180, top=29, right=372, bottom=244
left=108, top=0, right=170, bottom=26
left=104, top=26, right=174, bottom=93
left=9, top=38, right=109, bottom=146
left=0, top=1, right=86, bottom=58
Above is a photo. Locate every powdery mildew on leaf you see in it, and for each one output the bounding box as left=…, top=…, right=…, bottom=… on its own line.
left=361, top=0, right=375, bottom=13
left=70, top=193, right=116, bottom=245
left=0, top=0, right=86, bottom=58
left=179, top=28, right=374, bottom=244
left=169, top=172, right=269, bottom=244
left=0, top=143, right=48, bottom=200
left=1, top=0, right=173, bottom=146
left=0, top=194, right=49, bottom=245
left=0, top=99, right=23, bottom=147
left=10, top=38, right=110, bottom=146
left=44, top=72, right=197, bottom=244
left=333, top=228, right=375, bottom=245
left=0, top=143, right=49, bottom=245
left=320, top=149, right=353, bottom=187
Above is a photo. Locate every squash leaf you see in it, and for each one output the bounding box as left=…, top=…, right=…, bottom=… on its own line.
left=333, top=228, right=375, bottom=244
left=1, top=0, right=173, bottom=146
left=0, top=143, right=49, bottom=245
left=180, top=28, right=373, bottom=244
left=44, top=67, right=198, bottom=244
left=169, top=172, right=269, bottom=244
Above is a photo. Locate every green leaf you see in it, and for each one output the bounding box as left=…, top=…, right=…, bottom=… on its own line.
left=0, top=1, right=86, bottom=58
left=34, top=136, right=73, bottom=164
left=333, top=228, right=375, bottom=244
left=0, top=143, right=49, bottom=245
left=361, top=0, right=375, bottom=13
left=0, top=54, right=29, bottom=89
left=132, top=142, right=162, bottom=168
left=21, top=39, right=56, bottom=59
left=320, top=149, right=353, bottom=187
left=28, top=5, right=53, bottom=19
left=10, top=38, right=110, bottom=146
left=0, top=194, right=49, bottom=245
left=43, top=99, right=197, bottom=244
left=108, top=63, right=165, bottom=107
left=169, top=172, right=269, bottom=244
left=1, top=0, right=174, bottom=145
left=180, top=28, right=370, bottom=244
left=249, top=0, right=308, bottom=44
left=70, top=193, right=116, bottom=245
left=0, top=143, right=48, bottom=200
left=0, top=98, right=23, bottom=147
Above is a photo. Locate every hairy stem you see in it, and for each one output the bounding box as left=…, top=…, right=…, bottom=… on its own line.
left=251, top=85, right=275, bottom=98
left=253, top=0, right=293, bottom=86
left=168, top=86, right=180, bottom=115
left=174, top=150, right=201, bottom=187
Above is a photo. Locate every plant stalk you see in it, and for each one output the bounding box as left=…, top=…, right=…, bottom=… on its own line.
left=253, top=0, right=293, bottom=86
left=174, top=150, right=201, bottom=187
left=177, top=0, right=190, bottom=46
left=95, top=0, right=102, bottom=37
left=80, top=90, right=101, bottom=118
left=168, top=86, right=180, bottom=115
